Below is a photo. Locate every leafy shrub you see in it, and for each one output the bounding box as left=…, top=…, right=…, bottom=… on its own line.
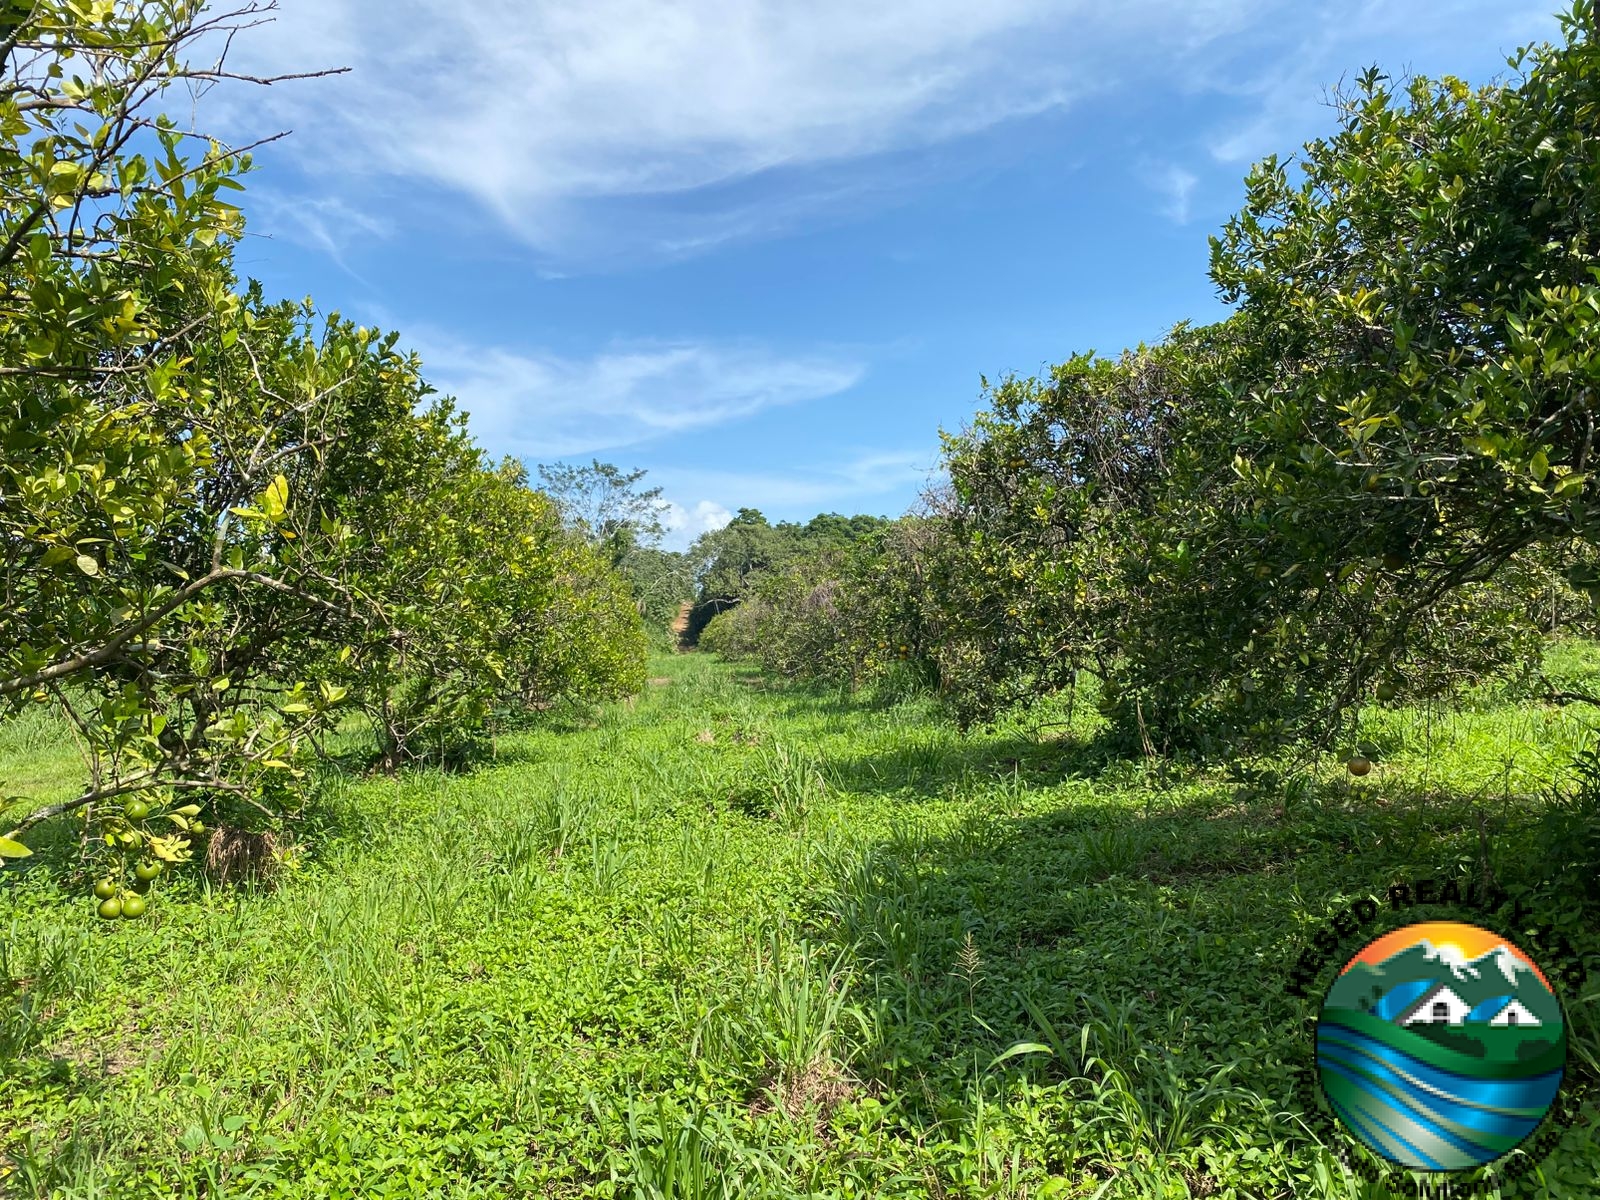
left=0, top=3, right=648, bottom=909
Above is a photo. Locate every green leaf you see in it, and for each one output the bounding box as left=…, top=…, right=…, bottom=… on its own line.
left=74, top=554, right=100, bottom=576
left=989, top=1042, right=1053, bottom=1069
left=0, top=836, right=32, bottom=859
left=1555, top=472, right=1588, bottom=498
left=259, top=474, right=289, bottom=522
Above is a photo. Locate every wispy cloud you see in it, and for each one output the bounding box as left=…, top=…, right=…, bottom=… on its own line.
left=1192, top=0, right=1562, bottom=166
left=405, top=334, right=867, bottom=459
left=204, top=0, right=1275, bottom=266
left=1142, top=160, right=1199, bottom=224
left=650, top=449, right=938, bottom=529
left=243, top=191, right=394, bottom=278
left=193, top=0, right=1563, bottom=271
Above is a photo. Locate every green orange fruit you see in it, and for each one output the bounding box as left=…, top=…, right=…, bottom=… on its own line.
left=93, top=878, right=117, bottom=900
left=1346, top=756, right=1373, bottom=777
left=97, top=896, right=123, bottom=920
left=134, top=860, right=162, bottom=882
left=119, top=894, right=147, bottom=919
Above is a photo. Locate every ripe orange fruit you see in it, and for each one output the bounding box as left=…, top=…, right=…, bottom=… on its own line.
left=1346, top=756, right=1373, bottom=777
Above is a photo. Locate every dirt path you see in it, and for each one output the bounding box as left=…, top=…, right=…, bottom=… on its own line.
left=669, top=599, right=693, bottom=648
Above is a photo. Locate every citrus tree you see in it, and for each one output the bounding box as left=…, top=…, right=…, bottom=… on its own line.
left=0, top=0, right=361, bottom=888
left=937, top=4, right=1600, bottom=751
left=329, top=441, right=648, bottom=769
left=1139, top=0, right=1600, bottom=749
left=695, top=512, right=977, bottom=707
left=0, top=0, right=649, bottom=915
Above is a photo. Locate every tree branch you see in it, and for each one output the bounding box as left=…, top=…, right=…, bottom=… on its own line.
left=7, top=774, right=249, bottom=837
left=0, top=566, right=355, bottom=697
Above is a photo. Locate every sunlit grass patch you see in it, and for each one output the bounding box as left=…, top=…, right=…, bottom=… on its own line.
left=1, top=651, right=1598, bottom=1197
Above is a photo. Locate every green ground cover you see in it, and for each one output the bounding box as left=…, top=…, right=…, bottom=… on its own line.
left=2, top=653, right=1597, bottom=1199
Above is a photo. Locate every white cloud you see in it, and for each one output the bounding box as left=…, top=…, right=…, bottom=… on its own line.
left=404, top=334, right=866, bottom=458
left=660, top=500, right=733, bottom=550
left=201, top=0, right=1272, bottom=265
left=1193, top=0, right=1563, bottom=166
left=243, top=191, right=394, bottom=276
left=1143, top=161, right=1199, bottom=224
left=650, top=449, right=938, bottom=521
left=189, top=0, right=1565, bottom=269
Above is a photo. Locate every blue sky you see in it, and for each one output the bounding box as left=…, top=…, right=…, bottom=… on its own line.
left=204, top=0, right=1565, bottom=548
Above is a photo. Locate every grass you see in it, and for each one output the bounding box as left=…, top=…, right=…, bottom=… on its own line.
left=1, top=651, right=1598, bottom=1198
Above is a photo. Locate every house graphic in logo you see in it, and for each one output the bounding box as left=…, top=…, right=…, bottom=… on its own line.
left=1317, top=921, right=1567, bottom=1171
left=1399, top=981, right=1472, bottom=1026
left=1395, top=980, right=1543, bottom=1029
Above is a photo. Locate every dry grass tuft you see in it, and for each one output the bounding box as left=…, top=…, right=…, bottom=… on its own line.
left=203, top=825, right=281, bottom=887
left=750, top=1055, right=856, bottom=1126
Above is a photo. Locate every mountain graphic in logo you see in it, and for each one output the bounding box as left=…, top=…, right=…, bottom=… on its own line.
left=1317, top=920, right=1567, bottom=1171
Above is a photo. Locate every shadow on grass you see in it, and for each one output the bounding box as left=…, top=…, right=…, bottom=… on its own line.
left=819, top=732, right=1141, bottom=798
left=801, top=775, right=1600, bottom=1189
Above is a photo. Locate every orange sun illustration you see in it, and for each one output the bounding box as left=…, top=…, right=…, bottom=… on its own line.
left=1340, top=920, right=1550, bottom=989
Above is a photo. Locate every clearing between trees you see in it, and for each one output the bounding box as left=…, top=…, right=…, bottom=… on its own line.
left=2, top=651, right=1597, bottom=1199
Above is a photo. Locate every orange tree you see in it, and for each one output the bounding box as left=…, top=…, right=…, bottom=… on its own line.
left=0, top=0, right=386, bottom=884
left=0, top=1, right=648, bottom=911
left=939, top=5, right=1600, bottom=753
left=524, top=529, right=650, bottom=710
left=325, top=444, right=647, bottom=771
left=939, top=336, right=1212, bottom=735
left=697, top=544, right=860, bottom=682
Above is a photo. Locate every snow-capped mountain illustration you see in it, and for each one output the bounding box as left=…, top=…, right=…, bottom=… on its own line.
left=1420, top=940, right=1534, bottom=987
left=1325, top=936, right=1561, bottom=1030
